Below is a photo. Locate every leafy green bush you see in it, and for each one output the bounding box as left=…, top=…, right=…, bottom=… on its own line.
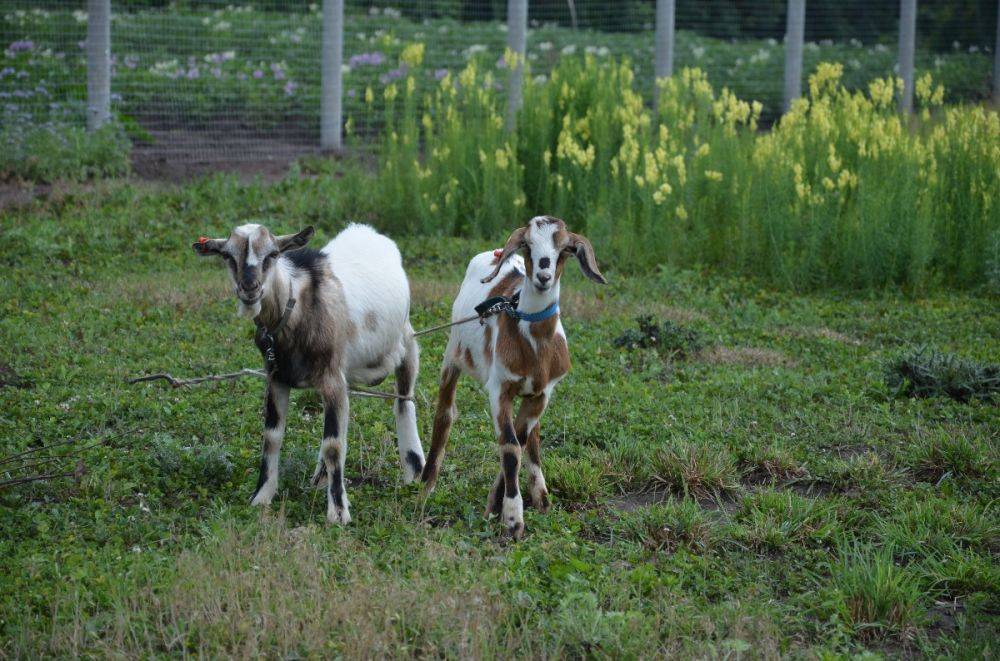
left=0, top=119, right=131, bottom=183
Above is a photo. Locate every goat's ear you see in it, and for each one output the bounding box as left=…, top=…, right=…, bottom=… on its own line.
left=192, top=237, right=226, bottom=256
left=566, top=232, right=607, bottom=284
left=481, top=226, right=528, bottom=283
left=276, top=226, right=315, bottom=253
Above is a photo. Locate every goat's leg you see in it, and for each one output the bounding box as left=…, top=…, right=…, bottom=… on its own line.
left=250, top=379, right=290, bottom=507
left=485, top=383, right=524, bottom=539
left=393, top=333, right=425, bottom=484
left=515, top=393, right=550, bottom=512
left=420, top=365, right=460, bottom=492
left=317, top=374, right=351, bottom=525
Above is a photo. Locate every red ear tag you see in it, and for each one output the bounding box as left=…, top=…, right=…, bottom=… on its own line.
left=493, top=248, right=503, bottom=258
left=198, top=236, right=209, bottom=244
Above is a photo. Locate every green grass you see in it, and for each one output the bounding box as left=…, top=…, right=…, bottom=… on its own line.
left=0, top=172, right=998, bottom=656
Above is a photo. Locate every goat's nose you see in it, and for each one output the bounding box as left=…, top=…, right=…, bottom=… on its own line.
left=537, top=273, right=552, bottom=284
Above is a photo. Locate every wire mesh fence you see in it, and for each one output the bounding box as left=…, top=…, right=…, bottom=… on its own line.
left=1, top=1, right=998, bottom=167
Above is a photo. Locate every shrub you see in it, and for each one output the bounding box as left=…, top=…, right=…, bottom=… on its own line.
left=369, top=56, right=999, bottom=291
left=0, top=118, right=131, bottom=183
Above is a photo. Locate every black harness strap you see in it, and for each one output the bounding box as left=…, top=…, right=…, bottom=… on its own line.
left=253, top=297, right=296, bottom=375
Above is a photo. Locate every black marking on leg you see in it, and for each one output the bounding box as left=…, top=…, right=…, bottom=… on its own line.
left=488, top=474, right=504, bottom=514
left=502, top=446, right=519, bottom=498
left=323, top=406, right=339, bottom=439
left=252, top=455, right=269, bottom=498
left=264, top=390, right=279, bottom=429
left=502, top=421, right=517, bottom=445
left=329, top=464, right=344, bottom=508
left=406, top=450, right=423, bottom=476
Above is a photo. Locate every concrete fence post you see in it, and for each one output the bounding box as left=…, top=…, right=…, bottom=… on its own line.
left=993, top=0, right=999, bottom=106
left=505, top=0, right=528, bottom=132
left=783, top=0, right=806, bottom=112
left=86, top=0, right=111, bottom=130
left=653, top=0, right=675, bottom=111
left=320, top=0, right=345, bottom=150
left=898, top=0, right=917, bottom=114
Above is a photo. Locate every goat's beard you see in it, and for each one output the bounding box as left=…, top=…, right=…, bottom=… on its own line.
left=237, top=299, right=261, bottom=319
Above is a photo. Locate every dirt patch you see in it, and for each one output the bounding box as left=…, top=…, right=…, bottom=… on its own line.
left=700, top=346, right=795, bottom=368
left=606, top=490, right=666, bottom=512
left=786, top=325, right=863, bottom=346
left=131, top=130, right=320, bottom=184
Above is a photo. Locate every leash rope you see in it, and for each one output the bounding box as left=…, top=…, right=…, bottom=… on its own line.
left=130, top=292, right=556, bottom=401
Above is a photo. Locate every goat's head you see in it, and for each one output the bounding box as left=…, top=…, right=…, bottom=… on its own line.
left=481, top=216, right=607, bottom=290
left=193, top=223, right=314, bottom=316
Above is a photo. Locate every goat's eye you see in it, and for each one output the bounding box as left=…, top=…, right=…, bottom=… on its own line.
left=263, top=252, right=278, bottom=268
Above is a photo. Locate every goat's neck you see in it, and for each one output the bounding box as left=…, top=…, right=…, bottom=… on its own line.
left=516, top=280, right=561, bottom=331
left=255, top=260, right=296, bottom=330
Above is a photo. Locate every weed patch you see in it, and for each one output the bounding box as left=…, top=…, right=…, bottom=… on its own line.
left=887, top=347, right=1000, bottom=403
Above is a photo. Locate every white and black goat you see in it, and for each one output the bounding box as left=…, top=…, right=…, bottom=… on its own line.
left=420, top=216, right=607, bottom=538
left=193, top=223, right=425, bottom=524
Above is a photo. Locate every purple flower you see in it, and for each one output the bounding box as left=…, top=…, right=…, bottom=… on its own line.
left=283, top=81, right=298, bottom=96
left=237, top=72, right=247, bottom=81
left=433, top=68, right=449, bottom=80
left=252, top=69, right=264, bottom=79
left=0, top=67, right=14, bottom=79
left=496, top=55, right=506, bottom=68
left=348, top=51, right=385, bottom=67
left=9, top=40, right=34, bottom=53
left=124, top=55, right=138, bottom=69
left=77, top=41, right=85, bottom=50
left=379, top=66, right=406, bottom=84
left=186, top=67, right=200, bottom=79
left=271, top=63, right=286, bottom=80
left=211, top=67, right=222, bottom=78
left=347, top=88, right=356, bottom=97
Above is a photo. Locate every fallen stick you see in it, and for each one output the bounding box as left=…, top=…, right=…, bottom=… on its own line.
left=127, top=370, right=412, bottom=401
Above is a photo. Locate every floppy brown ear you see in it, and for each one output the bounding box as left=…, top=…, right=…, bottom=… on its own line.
left=192, top=237, right=227, bottom=256
left=566, top=232, right=607, bottom=284
left=276, top=226, right=315, bottom=253
left=481, top=226, right=528, bottom=283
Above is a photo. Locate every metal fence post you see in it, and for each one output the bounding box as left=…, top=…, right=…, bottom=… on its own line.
left=898, top=0, right=917, bottom=114
left=783, top=0, right=806, bottom=112
left=993, top=0, right=1000, bottom=106
left=320, top=0, right=344, bottom=150
left=505, top=0, right=528, bottom=132
left=653, top=0, right=675, bottom=111
left=86, top=0, right=111, bottom=130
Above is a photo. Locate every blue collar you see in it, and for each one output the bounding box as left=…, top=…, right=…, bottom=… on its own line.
left=506, top=299, right=560, bottom=323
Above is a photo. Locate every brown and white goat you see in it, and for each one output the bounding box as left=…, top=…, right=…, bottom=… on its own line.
left=193, top=223, right=425, bottom=524
left=420, top=216, right=607, bottom=538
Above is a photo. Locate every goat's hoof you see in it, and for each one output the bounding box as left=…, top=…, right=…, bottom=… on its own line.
left=327, top=506, right=352, bottom=525
left=503, top=520, right=525, bottom=541
left=529, top=490, right=551, bottom=513
left=250, top=493, right=271, bottom=507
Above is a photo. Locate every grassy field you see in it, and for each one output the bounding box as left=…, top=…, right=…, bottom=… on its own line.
left=1, top=174, right=997, bottom=657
